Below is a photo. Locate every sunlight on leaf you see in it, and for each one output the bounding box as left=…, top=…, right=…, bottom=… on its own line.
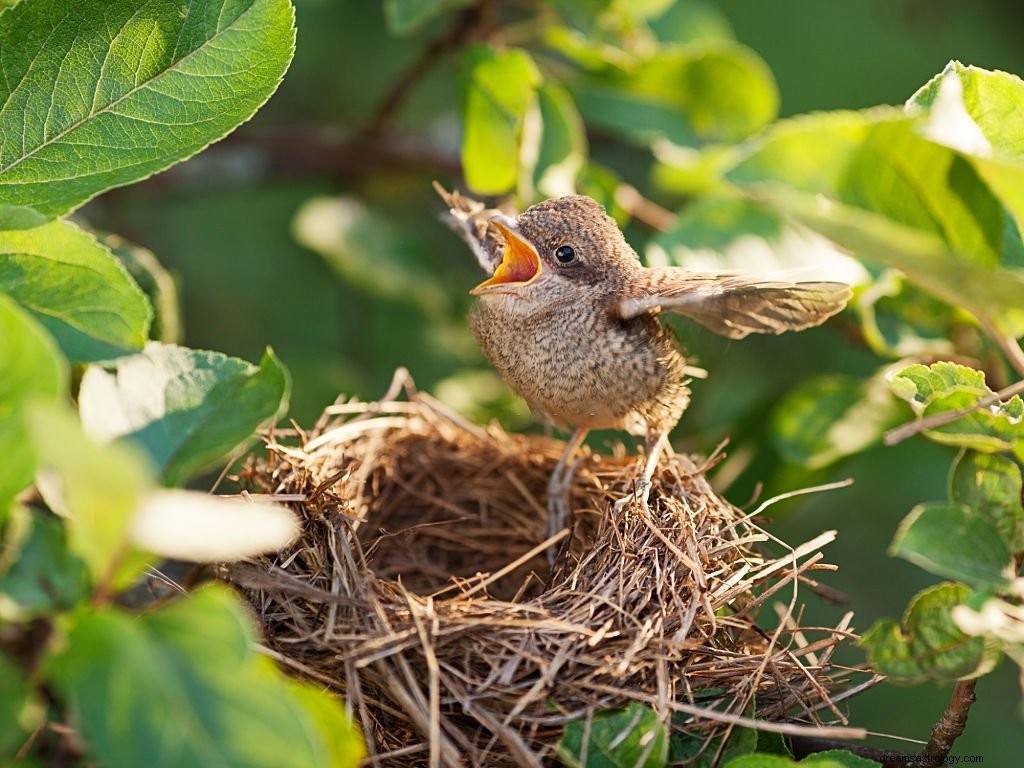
left=460, top=45, right=542, bottom=195
left=0, top=220, right=151, bottom=362
left=27, top=404, right=153, bottom=590
left=78, top=344, right=290, bottom=487
left=0, top=295, right=65, bottom=519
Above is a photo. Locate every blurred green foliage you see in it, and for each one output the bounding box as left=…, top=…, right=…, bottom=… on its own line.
left=60, top=0, right=1024, bottom=761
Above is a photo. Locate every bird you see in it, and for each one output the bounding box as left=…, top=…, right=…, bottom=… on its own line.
left=435, top=183, right=851, bottom=548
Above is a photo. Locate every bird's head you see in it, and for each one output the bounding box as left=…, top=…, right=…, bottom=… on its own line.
left=470, top=196, right=639, bottom=307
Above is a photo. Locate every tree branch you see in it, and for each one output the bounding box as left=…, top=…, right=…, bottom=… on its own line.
left=921, top=680, right=976, bottom=757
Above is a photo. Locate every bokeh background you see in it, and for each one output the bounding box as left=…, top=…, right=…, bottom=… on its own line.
left=83, top=0, right=1024, bottom=757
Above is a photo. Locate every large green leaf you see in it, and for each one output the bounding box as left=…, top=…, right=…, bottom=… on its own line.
left=728, top=106, right=1024, bottom=332
left=459, top=45, right=542, bottom=196
left=0, top=0, right=296, bottom=218
left=533, top=82, right=587, bottom=197
left=557, top=702, right=668, bottom=768
left=0, top=295, right=65, bottom=519
left=26, top=404, right=153, bottom=590
left=46, top=585, right=364, bottom=768
left=78, top=344, right=290, bottom=487
left=908, top=63, right=1024, bottom=273
left=0, top=220, right=151, bottom=362
left=860, top=582, right=999, bottom=684
left=889, top=502, right=1012, bottom=590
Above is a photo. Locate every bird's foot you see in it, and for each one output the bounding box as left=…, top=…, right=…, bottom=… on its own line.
left=545, top=456, right=584, bottom=566
left=612, top=478, right=653, bottom=519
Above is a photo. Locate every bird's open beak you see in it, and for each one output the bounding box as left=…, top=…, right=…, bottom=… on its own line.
left=470, top=219, right=541, bottom=295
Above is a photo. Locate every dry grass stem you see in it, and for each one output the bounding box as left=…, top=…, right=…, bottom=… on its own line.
left=229, top=371, right=873, bottom=766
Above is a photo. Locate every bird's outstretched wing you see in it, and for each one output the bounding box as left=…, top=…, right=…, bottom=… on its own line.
left=433, top=182, right=510, bottom=275
left=617, top=268, right=851, bottom=339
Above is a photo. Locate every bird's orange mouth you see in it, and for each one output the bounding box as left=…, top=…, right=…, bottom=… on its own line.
left=470, top=220, right=541, bottom=295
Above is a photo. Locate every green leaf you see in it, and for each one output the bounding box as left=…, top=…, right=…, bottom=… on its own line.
left=0, top=0, right=296, bottom=217
left=459, top=45, right=542, bottom=196
left=855, top=269, right=961, bottom=358
left=103, top=234, right=182, bottom=345
left=46, top=585, right=364, bottom=768
left=772, top=371, right=903, bottom=469
left=889, top=502, right=1012, bottom=589
left=0, top=220, right=151, bottom=362
left=728, top=108, right=1024, bottom=331
left=383, top=0, right=473, bottom=36
left=669, top=722, right=757, bottom=767
left=26, top=403, right=153, bottom=590
left=557, top=703, right=668, bottom=768
left=910, top=61, right=1024, bottom=160
left=78, top=344, right=290, bottom=487
left=533, top=82, right=587, bottom=197
left=725, top=750, right=878, bottom=767
left=571, top=40, right=777, bottom=147
left=0, top=294, right=66, bottom=519
left=860, top=582, right=999, bottom=684
left=907, top=63, right=1024, bottom=321
left=889, top=362, right=1024, bottom=457
left=949, top=451, right=1024, bottom=552
left=0, top=651, right=44, bottom=756
left=0, top=506, right=90, bottom=620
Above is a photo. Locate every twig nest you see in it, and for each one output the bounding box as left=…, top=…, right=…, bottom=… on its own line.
left=233, top=371, right=869, bottom=766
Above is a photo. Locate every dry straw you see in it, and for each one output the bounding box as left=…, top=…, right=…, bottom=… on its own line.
left=230, top=370, right=874, bottom=766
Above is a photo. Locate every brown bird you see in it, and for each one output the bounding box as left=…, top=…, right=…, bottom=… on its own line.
left=436, top=184, right=850, bottom=543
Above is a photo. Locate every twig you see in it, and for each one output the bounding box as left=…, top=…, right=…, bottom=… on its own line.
left=920, top=679, right=977, bottom=758
left=613, top=183, right=677, bottom=232
left=884, top=377, right=1024, bottom=446
left=353, top=3, right=485, bottom=143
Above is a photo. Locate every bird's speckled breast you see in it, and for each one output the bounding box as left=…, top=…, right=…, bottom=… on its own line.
left=470, top=295, right=691, bottom=434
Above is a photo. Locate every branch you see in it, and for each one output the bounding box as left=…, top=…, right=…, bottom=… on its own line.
left=884, top=376, right=1024, bottom=446
left=920, top=680, right=976, bottom=757
left=352, top=2, right=487, bottom=144
left=613, top=183, right=677, bottom=232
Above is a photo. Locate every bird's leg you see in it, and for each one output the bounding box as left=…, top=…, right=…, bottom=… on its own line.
left=613, top=431, right=668, bottom=517
left=546, top=425, right=589, bottom=544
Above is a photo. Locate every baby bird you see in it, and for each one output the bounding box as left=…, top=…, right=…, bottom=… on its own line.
left=436, top=184, right=850, bottom=543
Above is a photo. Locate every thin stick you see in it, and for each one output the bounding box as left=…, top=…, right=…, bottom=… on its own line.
left=884, top=377, right=1024, bottom=446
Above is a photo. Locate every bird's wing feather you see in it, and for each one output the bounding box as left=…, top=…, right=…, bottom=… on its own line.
left=617, top=268, right=851, bottom=339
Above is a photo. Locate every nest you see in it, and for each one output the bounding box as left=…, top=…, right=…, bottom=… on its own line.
left=231, top=370, right=873, bottom=766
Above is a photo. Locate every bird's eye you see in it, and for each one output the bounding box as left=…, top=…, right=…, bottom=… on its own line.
left=553, top=244, right=577, bottom=265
